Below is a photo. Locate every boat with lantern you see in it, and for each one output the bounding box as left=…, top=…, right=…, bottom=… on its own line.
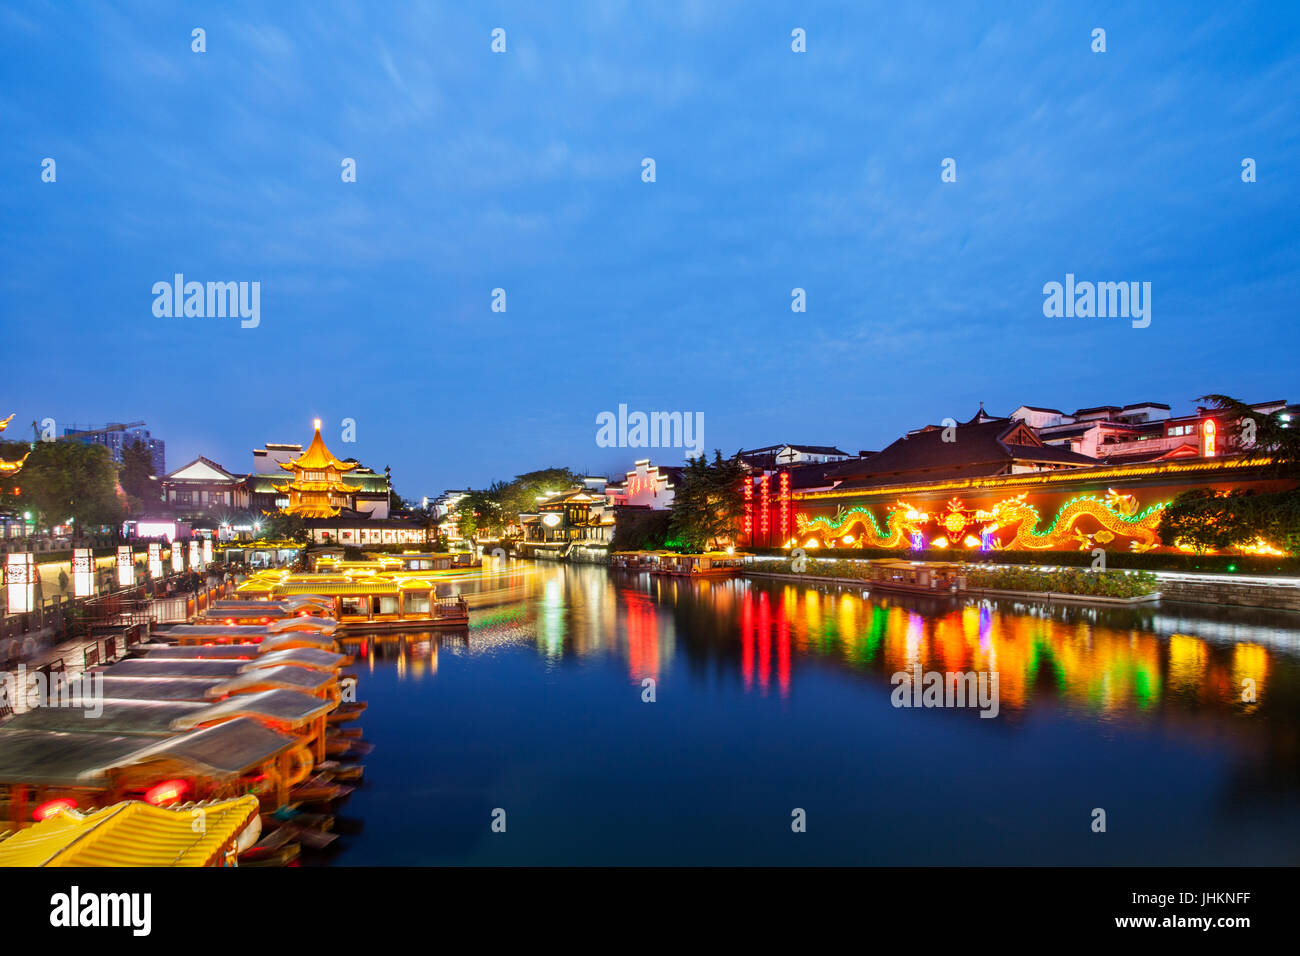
left=0, top=717, right=313, bottom=829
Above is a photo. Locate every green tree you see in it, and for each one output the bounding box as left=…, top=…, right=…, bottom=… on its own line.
left=610, top=508, right=672, bottom=551
left=1197, top=394, right=1300, bottom=476
left=1160, top=488, right=1300, bottom=556
left=260, top=512, right=308, bottom=544
left=12, top=440, right=122, bottom=530
left=1164, top=395, right=1300, bottom=556
left=455, top=487, right=506, bottom=538
left=119, top=439, right=158, bottom=511
left=496, top=469, right=581, bottom=530
left=668, top=451, right=746, bottom=552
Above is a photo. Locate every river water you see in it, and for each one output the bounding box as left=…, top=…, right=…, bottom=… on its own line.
left=323, top=561, right=1300, bottom=865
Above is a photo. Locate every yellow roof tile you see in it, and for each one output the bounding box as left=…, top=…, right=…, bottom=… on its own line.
left=0, top=797, right=260, bottom=867
left=279, top=422, right=357, bottom=474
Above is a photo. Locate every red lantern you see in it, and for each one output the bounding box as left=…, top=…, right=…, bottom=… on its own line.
left=144, top=779, right=189, bottom=806
left=34, top=798, right=77, bottom=821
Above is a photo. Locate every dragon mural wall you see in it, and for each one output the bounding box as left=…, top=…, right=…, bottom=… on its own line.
left=794, top=489, right=1165, bottom=552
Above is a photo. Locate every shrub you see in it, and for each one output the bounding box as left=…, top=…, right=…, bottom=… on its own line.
left=964, top=566, right=1158, bottom=598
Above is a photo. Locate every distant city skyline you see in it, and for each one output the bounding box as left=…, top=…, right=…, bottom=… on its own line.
left=3, top=1, right=1296, bottom=493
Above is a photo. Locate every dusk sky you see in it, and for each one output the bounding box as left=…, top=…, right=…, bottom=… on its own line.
left=2, top=0, right=1296, bottom=496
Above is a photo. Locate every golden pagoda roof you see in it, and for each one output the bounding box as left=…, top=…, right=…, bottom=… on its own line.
left=281, top=503, right=344, bottom=518
left=280, top=421, right=358, bottom=474
left=0, top=797, right=260, bottom=867
left=0, top=453, right=27, bottom=477
left=0, top=414, right=28, bottom=477
left=272, top=479, right=359, bottom=494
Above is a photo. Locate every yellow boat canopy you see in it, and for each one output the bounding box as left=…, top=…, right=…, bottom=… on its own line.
left=0, top=797, right=260, bottom=867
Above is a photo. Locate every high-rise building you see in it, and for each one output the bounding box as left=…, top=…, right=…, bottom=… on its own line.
left=63, top=422, right=165, bottom=475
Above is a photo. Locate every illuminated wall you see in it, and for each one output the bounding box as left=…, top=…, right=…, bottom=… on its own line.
left=746, top=459, right=1291, bottom=554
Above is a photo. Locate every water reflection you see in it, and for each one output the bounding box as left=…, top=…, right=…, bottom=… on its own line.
left=345, top=562, right=1299, bottom=726
left=332, top=562, right=1300, bottom=865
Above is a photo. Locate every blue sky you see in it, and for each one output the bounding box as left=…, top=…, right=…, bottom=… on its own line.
left=2, top=0, right=1297, bottom=496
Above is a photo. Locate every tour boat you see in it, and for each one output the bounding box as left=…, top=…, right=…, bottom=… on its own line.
left=237, top=569, right=470, bottom=630
left=652, top=551, right=750, bottom=577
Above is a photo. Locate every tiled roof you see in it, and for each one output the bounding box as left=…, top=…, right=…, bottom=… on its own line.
left=825, top=417, right=1098, bottom=488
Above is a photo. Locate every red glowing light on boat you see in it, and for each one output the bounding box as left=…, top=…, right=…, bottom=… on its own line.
left=34, top=798, right=77, bottom=821
left=144, top=779, right=189, bottom=806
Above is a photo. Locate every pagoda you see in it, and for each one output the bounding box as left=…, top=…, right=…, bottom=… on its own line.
left=272, top=420, right=362, bottom=518
left=0, top=414, right=30, bottom=478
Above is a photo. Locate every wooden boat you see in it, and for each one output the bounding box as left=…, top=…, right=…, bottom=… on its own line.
left=238, top=826, right=301, bottom=866
left=239, top=843, right=301, bottom=866
left=155, top=616, right=340, bottom=647
left=324, top=737, right=357, bottom=758
left=237, top=569, right=470, bottom=631
left=289, top=773, right=354, bottom=804
left=316, top=761, right=364, bottom=782
left=135, top=644, right=351, bottom=671
left=855, top=559, right=968, bottom=595
left=653, top=551, right=750, bottom=577
left=326, top=701, right=367, bottom=723
left=0, top=717, right=309, bottom=826
left=271, top=806, right=334, bottom=829
left=609, top=550, right=662, bottom=570
left=277, top=822, right=337, bottom=849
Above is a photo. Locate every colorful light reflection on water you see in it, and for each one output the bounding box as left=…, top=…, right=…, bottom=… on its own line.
left=328, top=563, right=1300, bottom=866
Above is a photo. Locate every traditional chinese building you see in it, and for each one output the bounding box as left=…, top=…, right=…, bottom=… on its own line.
left=519, top=487, right=616, bottom=558
left=158, top=457, right=246, bottom=517
left=605, top=459, right=682, bottom=509
left=743, top=405, right=1293, bottom=555
left=266, top=421, right=427, bottom=546
left=273, top=421, right=364, bottom=519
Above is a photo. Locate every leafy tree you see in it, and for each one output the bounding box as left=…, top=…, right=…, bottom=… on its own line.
left=454, top=486, right=506, bottom=538
left=259, top=512, right=308, bottom=544
left=668, top=451, right=746, bottom=552
left=496, top=469, right=581, bottom=531
left=119, top=439, right=159, bottom=511
left=1165, top=395, right=1300, bottom=556
left=610, top=508, right=672, bottom=551
left=1197, top=394, right=1300, bottom=477
left=1159, top=488, right=1300, bottom=556
left=8, top=440, right=122, bottom=530
left=456, top=470, right=581, bottom=539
